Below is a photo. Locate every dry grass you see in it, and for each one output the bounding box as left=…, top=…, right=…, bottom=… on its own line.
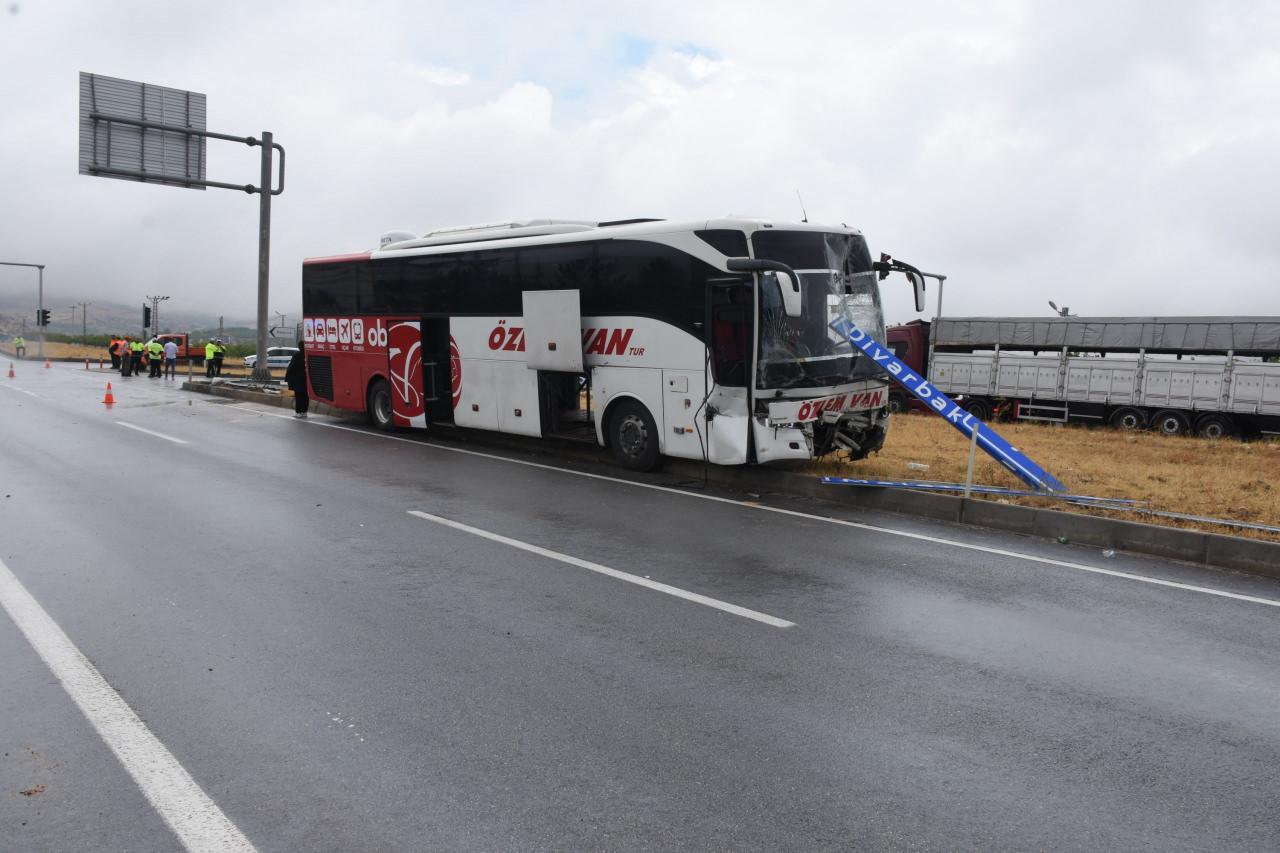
left=816, top=413, right=1280, bottom=542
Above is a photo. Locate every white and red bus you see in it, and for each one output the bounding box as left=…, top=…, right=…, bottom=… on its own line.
left=301, top=217, right=925, bottom=471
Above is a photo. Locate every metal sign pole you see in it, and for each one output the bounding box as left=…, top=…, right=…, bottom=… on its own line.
left=252, top=131, right=273, bottom=384
left=37, top=266, right=45, bottom=360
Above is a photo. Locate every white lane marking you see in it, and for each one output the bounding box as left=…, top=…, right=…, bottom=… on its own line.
left=0, top=557, right=257, bottom=853
left=115, top=421, right=188, bottom=445
left=222, top=404, right=1280, bottom=610
left=408, top=510, right=795, bottom=628
left=0, top=384, right=40, bottom=398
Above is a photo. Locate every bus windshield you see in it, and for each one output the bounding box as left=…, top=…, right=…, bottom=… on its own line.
left=757, top=270, right=885, bottom=390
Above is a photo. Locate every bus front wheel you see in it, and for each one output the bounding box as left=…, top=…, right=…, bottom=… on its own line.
left=608, top=399, right=660, bottom=472
left=367, top=379, right=394, bottom=431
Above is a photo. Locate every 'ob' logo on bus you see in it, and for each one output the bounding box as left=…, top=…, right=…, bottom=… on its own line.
left=365, top=320, right=388, bottom=349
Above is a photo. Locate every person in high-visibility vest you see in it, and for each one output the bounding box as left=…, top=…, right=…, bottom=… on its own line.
left=147, top=338, right=164, bottom=378
left=205, top=340, right=217, bottom=378
left=108, top=337, right=123, bottom=369
left=129, top=339, right=144, bottom=377
left=13, top=336, right=25, bottom=359
left=213, top=340, right=226, bottom=376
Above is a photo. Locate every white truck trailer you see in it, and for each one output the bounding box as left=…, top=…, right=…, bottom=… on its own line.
left=910, top=316, right=1280, bottom=438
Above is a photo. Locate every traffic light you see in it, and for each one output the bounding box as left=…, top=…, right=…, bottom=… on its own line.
left=36, top=309, right=51, bottom=327
left=143, top=305, right=152, bottom=327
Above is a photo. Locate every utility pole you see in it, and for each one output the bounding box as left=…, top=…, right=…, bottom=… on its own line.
left=78, top=302, right=90, bottom=338
left=146, top=295, right=170, bottom=335
left=0, top=261, right=45, bottom=359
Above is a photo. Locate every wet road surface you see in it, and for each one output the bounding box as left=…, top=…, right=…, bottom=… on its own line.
left=2, top=363, right=1279, bottom=852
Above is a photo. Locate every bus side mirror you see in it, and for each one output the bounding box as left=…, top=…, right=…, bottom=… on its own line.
left=726, top=258, right=802, bottom=319
left=907, top=271, right=926, bottom=313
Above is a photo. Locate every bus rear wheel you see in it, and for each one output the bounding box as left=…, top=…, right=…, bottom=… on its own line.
left=608, top=399, right=660, bottom=472
left=367, top=378, right=394, bottom=431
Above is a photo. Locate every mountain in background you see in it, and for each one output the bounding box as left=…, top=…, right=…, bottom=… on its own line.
left=0, top=294, right=283, bottom=342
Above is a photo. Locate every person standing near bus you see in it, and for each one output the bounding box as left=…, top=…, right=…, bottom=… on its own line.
left=163, top=337, right=178, bottom=380
left=285, top=341, right=308, bottom=418
left=120, top=337, right=133, bottom=377
left=147, top=338, right=164, bottom=378
left=205, top=340, right=217, bottom=378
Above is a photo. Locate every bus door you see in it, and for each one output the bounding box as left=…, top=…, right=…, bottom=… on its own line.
left=420, top=317, right=455, bottom=425
left=387, top=319, right=427, bottom=428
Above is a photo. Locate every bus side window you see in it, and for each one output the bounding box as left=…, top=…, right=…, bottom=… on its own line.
left=710, top=282, right=749, bottom=387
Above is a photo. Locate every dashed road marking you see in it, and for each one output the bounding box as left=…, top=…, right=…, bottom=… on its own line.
left=115, top=421, right=188, bottom=444
left=409, top=510, right=795, bottom=628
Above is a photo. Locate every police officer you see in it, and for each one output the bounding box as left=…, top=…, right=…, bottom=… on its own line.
left=213, top=339, right=226, bottom=376
left=147, top=338, right=164, bottom=378
left=205, top=340, right=217, bottom=378
left=14, top=335, right=25, bottom=359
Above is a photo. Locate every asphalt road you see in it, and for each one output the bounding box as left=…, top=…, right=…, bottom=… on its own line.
left=3, top=363, right=1280, bottom=852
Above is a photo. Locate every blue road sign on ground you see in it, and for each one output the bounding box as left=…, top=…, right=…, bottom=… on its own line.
left=829, top=317, right=1067, bottom=493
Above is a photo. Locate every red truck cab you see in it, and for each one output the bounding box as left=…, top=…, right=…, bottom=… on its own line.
left=884, top=319, right=931, bottom=413
left=156, top=333, right=207, bottom=363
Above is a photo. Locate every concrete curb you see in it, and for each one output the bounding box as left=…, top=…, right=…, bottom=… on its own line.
left=183, top=383, right=1280, bottom=580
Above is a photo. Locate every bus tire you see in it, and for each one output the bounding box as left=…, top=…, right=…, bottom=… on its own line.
left=608, top=399, right=660, bottom=472
left=367, top=378, right=394, bottom=431
left=1194, top=413, right=1236, bottom=440
left=1108, top=407, right=1146, bottom=431
left=1150, top=409, right=1190, bottom=437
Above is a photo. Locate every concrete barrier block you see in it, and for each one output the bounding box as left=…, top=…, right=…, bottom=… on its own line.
left=960, top=499, right=1038, bottom=534
left=1204, top=535, right=1280, bottom=579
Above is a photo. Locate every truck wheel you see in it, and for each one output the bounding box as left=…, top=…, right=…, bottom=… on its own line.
left=367, top=378, right=395, bottom=431
left=608, top=399, right=660, bottom=471
left=1195, top=413, right=1236, bottom=440
left=887, top=392, right=908, bottom=415
left=1150, top=409, right=1190, bottom=437
left=1108, top=407, right=1146, bottom=431
left=963, top=398, right=993, bottom=422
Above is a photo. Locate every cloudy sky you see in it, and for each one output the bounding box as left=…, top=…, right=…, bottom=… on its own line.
left=1, top=0, right=1278, bottom=325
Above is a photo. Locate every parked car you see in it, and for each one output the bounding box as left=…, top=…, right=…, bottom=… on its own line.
left=243, top=347, right=299, bottom=369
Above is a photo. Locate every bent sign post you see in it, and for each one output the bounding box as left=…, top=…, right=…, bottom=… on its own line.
left=828, top=316, right=1067, bottom=493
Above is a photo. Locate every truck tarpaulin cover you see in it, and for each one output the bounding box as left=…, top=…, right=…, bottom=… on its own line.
left=931, top=317, right=1280, bottom=356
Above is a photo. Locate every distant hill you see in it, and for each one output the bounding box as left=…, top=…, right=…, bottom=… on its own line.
left=0, top=295, right=265, bottom=341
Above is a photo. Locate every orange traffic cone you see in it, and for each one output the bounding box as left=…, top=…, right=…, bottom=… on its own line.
left=102, top=382, right=115, bottom=405
left=85, top=358, right=90, bottom=370
left=6, top=363, right=13, bottom=379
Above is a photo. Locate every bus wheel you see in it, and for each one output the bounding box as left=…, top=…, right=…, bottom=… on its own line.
left=1150, top=409, right=1190, bottom=437
left=367, top=379, right=394, bottom=431
left=1195, top=413, right=1236, bottom=440
left=1108, top=407, right=1146, bottom=431
left=608, top=399, right=660, bottom=471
